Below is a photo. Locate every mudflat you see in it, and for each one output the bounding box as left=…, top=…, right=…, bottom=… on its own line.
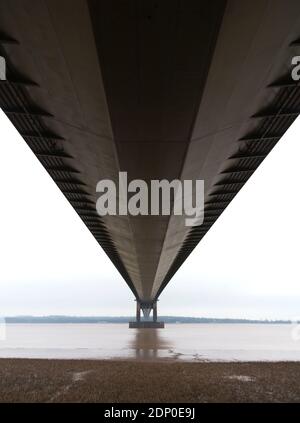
left=0, top=359, right=299, bottom=403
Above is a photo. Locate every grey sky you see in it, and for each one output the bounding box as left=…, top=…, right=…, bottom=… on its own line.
left=0, top=110, right=299, bottom=319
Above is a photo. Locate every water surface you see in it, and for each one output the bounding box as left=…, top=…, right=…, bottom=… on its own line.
left=0, top=323, right=299, bottom=361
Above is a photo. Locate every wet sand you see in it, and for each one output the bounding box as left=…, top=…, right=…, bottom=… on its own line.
left=0, top=359, right=300, bottom=402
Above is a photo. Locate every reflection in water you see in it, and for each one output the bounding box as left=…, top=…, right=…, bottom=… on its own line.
left=129, top=329, right=172, bottom=359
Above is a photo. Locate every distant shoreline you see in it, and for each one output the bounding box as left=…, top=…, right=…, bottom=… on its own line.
left=2, top=316, right=293, bottom=324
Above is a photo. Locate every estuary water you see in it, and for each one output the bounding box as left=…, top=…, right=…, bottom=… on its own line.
left=0, top=323, right=299, bottom=362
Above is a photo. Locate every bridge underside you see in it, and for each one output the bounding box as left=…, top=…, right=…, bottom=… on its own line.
left=0, top=1, right=300, bottom=317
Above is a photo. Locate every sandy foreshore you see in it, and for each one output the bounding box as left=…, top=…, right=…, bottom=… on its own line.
left=0, top=359, right=299, bottom=402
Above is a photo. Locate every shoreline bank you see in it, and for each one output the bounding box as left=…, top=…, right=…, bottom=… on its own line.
left=0, top=359, right=299, bottom=402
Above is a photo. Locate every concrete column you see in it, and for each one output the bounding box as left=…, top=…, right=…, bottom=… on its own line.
left=153, top=301, right=157, bottom=322
left=136, top=301, right=141, bottom=322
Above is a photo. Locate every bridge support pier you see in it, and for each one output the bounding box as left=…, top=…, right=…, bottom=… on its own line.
left=129, top=300, right=164, bottom=328
left=136, top=300, right=141, bottom=322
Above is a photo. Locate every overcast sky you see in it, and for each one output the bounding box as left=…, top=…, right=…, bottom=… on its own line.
left=0, top=109, right=299, bottom=319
